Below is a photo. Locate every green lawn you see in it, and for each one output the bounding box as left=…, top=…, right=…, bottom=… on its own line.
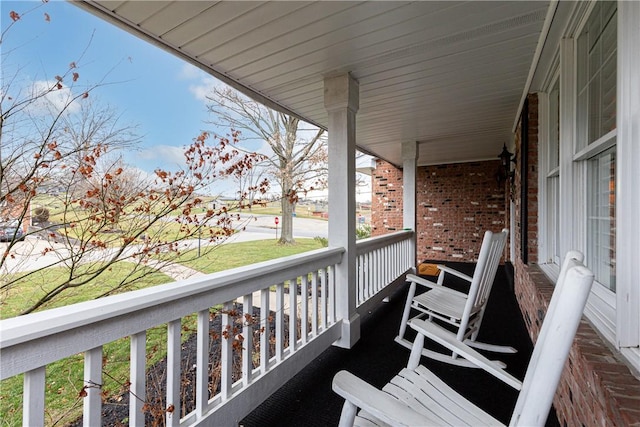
left=0, top=238, right=323, bottom=426
left=179, top=238, right=325, bottom=273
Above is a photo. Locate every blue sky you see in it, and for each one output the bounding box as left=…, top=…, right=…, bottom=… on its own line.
left=2, top=1, right=372, bottom=201
left=2, top=0, right=224, bottom=174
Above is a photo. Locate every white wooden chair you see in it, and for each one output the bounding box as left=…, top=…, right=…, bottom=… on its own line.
left=333, top=251, right=594, bottom=427
left=396, top=229, right=513, bottom=367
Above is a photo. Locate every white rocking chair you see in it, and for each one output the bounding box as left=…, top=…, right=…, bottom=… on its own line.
left=333, top=251, right=594, bottom=427
left=396, top=229, right=513, bottom=367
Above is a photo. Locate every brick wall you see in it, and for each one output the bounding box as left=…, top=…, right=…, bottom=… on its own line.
left=371, top=160, right=404, bottom=236
left=515, top=259, right=640, bottom=426
left=371, top=159, right=506, bottom=263
left=415, top=161, right=506, bottom=263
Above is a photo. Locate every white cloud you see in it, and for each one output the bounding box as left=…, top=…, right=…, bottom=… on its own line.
left=26, top=80, right=81, bottom=116
left=138, top=144, right=186, bottom=168
left=179, top=63, right=224, bottom=103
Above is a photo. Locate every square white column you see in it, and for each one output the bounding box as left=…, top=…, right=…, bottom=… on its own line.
left=324, top=73, right=360, bottom=348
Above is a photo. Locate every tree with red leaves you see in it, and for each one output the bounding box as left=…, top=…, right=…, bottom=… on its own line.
left=1, top=3, right=268, bottom=315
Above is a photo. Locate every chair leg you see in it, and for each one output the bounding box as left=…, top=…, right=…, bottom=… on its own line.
left=338, top=401, right=358, bottom=427
left=397, top=281, right=417, bottom=342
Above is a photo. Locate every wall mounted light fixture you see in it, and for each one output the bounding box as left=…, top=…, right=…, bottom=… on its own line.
left=496, top=143, right=515, bottom=188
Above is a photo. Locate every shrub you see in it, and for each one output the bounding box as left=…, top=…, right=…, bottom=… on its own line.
left=32, top=207, right=50, bottom=224
left=356, top=224, right=371, bottom=240
left=313, top=236, right=328, bottom=247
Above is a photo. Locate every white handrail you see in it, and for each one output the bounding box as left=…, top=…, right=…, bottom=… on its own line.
left=1, top=235, right=413, bottom=426
left=355, top=230, right=414, bottom=308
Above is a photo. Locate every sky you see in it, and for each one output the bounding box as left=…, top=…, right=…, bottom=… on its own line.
left=1, top=0, right=372, bottom=201
left=2, top=0, right=233, bottom=177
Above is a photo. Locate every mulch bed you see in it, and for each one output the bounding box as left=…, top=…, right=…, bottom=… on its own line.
left=68, top=305, right=290, bottom=426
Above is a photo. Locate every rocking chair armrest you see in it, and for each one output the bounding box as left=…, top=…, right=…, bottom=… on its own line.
left=332, top=370, right=436, bottom=427
left=436, top=265, right=473, bottom=283
left=409, top=319, right=523, bottom=391
left=406, top=274, right=468, bottom=299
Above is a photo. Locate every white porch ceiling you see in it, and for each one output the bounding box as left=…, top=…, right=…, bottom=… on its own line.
left=75, top=1, right=553, bottom=167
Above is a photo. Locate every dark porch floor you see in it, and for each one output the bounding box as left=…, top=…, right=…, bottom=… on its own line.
left=240, top=262, right=560, bottom=427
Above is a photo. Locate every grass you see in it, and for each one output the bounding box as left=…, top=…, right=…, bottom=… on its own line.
left=178, top=238, right=325, bottom=273
left=0, top=238, right=323, bottom=426
left=0, top=264, right=172, bottom=320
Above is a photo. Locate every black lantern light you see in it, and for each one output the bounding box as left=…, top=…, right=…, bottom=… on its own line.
left=497, top=144, right=515, bottom=185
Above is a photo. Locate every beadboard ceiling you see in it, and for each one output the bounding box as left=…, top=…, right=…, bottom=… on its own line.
left=75, top=1, right=554, bottom=167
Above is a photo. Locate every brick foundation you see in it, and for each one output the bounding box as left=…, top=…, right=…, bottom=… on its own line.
left=515, top=259, right=640, bottom=426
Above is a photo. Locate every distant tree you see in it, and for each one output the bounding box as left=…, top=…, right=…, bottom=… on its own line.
left=206, top=87, right=326, bottom=244
left=0, top=3, right=268, bottom=314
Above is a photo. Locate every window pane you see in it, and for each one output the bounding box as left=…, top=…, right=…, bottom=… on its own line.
left=577, top=2, right=617, bottom=146
left=587, top=147, right=616, bottom=292
left=549, top=80, right=560, bottom=170
left=547, top=175, right=560, bottom=265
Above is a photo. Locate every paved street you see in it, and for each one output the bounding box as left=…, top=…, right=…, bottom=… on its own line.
left=0, top=215, right=328, bottom=277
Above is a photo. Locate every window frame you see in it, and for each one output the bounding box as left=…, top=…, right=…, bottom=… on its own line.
left=538, top=70, right=562, bottom=269
left=570, top=2, right=618, bottom=343
left=539, top=1, right=639, bottom=370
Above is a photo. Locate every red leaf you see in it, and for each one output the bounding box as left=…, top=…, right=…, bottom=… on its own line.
left=9, top=11, right=20, bottom=21
left=72, top=72, right=79, bottom=82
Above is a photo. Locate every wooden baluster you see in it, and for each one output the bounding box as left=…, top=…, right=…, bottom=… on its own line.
left=275, top=283, right=285, bottom=362
left=301, top=274, right=309, bottom=345
left=166, top=319, right=181, bottom=427
left=289, top=278, right=297, bottom=353
left=220, top=302, right=232, bottom=401
left=23, top=366, right=45, bottom=427
left=311, top=271, right=319, bottom=337
left=83, top=346, right=102, bottom=427
left=242, top=294, right=253, bottom=386
left=130, top=331, right=146, bottom=425
left=260, top=288, right=270, bottom=374
left=196, top=309, right=210, bottom=416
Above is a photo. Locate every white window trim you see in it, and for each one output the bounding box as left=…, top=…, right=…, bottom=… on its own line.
left=538, top=75, right=561, bottom=267
left=569, top=1, right=618, bottom=350
left=573, top=129, right=617, bottom=161
left=616, top=0, right=640, bottom=368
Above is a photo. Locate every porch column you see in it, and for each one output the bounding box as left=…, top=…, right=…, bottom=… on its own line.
left=402, top=141, right=418, bottom=268
left=324, top=73, right=360, bottom=348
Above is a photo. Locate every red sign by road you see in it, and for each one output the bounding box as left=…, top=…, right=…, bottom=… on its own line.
left=274, top=216, right=279, bottom=225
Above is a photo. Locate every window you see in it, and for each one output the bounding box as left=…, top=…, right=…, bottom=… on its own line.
left=576, top=1, right=617, bottom=291
left=546, top=79, right=560, bottom=265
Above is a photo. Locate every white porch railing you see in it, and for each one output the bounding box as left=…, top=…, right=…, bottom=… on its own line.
left=1, top=248, right=344, bottom=426
left=1, top=232, right=414, bottom=426
left=355, top=230, right=415, bottom=315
